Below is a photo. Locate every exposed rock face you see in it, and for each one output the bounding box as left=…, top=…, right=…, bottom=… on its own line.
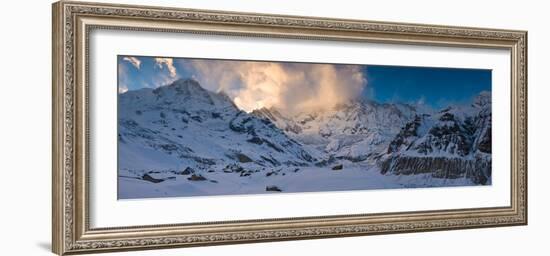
left=380, top=155, right=491, bottom=185
left=380, top=92, right=492, bottom=184
left=476, top=127, right=491, bottom=153
left=387, top=114, right=425, bottom=154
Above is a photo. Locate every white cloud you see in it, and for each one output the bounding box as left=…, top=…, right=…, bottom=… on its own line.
left=155, top=57, right=177, bottom=78
left=118, top=84, right=128, bottom=94
left=178, top=59, right=366, bottom=114
left=117, top=63, right=130, bottom=93
left=122, top=56, right=141, bottom=69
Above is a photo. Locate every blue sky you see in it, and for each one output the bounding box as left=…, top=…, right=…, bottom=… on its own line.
left=362, top=65, right=491, bottom=108
left=118, top=55, right=491, bottom=111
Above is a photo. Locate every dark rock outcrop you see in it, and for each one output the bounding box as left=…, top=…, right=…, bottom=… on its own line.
left=332, top=164, right=343, bottom=171
left=176, top=167, right=195, bottom=175
left=187, top=174, right=207, bottom=181
left=142, top=173, right=164, bottom=183
left=266, top=185, right=282, bottom=192
left=380, top=156, right=491, bottom=185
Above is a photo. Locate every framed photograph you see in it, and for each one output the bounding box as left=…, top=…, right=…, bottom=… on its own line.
left=52, top=1, right=527, bottom=255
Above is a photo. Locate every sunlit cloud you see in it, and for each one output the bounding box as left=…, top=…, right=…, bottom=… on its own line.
left=120, top=56, right=491, bottom=110
left=119, top=55, right=367, bottom=114
left=123, top=56, right=141, bottom=69
left=155, top=58, right=177, bottom=78
left=177, top=59, right=367, bottom=114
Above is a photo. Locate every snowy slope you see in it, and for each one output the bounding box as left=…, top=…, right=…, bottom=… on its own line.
left=118, top=79, right=492, bottom=198
left=118, top=78, right=316, bottom=175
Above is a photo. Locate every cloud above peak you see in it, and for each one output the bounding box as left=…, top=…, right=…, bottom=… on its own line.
left=177, top=59, right=367, bottom=114
left=155, top=58, right=177, bottom=78
left=123, top=56, right=141, bottom=69
left=117, top=55, right=367, bottom=114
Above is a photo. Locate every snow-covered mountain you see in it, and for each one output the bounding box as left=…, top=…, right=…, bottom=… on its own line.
left=118, top=78, right=316, bottom=174
left=251, top=100, right=419, bottom=164
left=380, top=91, right=492, bottom=184
left=251, top=91, right=491, bottom=185
left=118, top=79, right=492, bottom=198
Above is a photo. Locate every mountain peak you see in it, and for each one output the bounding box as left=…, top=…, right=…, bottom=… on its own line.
left=473, top=90, right=491, bottom=108
left=169, top=78, right=203, bottom=90
left=171, top=77, right=199, bottom=84
left=152, top=78, right=202, bottom=92
left=152, top=78, right=212, bottom=98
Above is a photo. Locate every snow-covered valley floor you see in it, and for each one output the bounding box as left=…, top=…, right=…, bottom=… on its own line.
left=116, top=79, right=491, bottom=199
left=118, top=163, right=476, bottom=199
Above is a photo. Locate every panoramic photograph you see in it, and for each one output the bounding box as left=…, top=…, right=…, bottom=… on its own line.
left=117, top=55, right=492, bottom=199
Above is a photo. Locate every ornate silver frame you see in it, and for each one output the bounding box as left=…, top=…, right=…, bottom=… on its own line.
left=52, top=1, right=527, bottom=255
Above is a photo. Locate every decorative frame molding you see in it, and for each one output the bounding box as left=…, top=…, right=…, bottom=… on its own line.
left=52, top=1, right=527, bottom=255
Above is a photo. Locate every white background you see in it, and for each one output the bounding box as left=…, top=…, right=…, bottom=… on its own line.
left=0, top=0, right=547, bottom=255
